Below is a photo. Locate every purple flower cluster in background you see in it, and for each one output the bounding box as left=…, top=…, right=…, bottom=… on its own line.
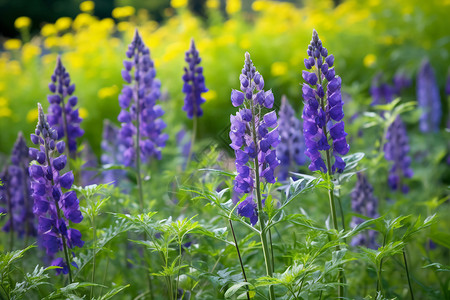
left=47, top=56, right=84, bottom=154
left=229, top=52, right=280, bottom=225
left=384, top=116, right=413, bottom=193
left=118, top=29, right=168, bottom=167
left=302, top=29, right=349, bottom=174
left=350, top=173, right=378, bottom=249
left=416, top=60, right=441, bottom=133
left=101, top=120, right=127, bottom=186
left=276, top=96, right=306, bottom=180
left=0, top=133, right=36, bottom=237
left=29, top=104, right=84, bottom=274
left=182, top=39, right=208, bottom=119
left=370, top=72, right=394, bottom=105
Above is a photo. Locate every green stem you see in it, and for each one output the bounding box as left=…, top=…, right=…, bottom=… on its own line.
left=186, top=115, right=197, bottom=168
left=176, top=238, right=183, bottom=299
left=377, top=234, right=387, bottom=294
left=229, top=220, right=250, bottom=300
left=99, top=256, right=109, bottom=296
left=90, top=216, right=96, bottom=298
left=403, top=247, right=414, bottom=300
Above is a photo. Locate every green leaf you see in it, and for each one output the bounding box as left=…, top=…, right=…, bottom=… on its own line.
left=95, top=284, right=130, bottom=300
left=224, top=282, right=252, bottom=298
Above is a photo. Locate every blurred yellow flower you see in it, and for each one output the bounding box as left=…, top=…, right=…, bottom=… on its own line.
left=363, top=54, right=377, bottom=68
left=0, top=107, right=12, bottom=118
left=4, top=39, right=22, bottom=50
left=117, top=21, right=131, bottom=32
left=22, top=43, right=41, bottom=62
left=55, top=17, right=72, bottom=31
left=27, top=108, right=38, bottom=123
left=73, top=13, right=95, bottom=30
left=98, top=85, right=119, bottom=99
left=41, top=24, right=57, bottom=36
left=79, top=107, right=88, bottom=119
left=271, top=61, right=288, bottom=76
left=171, top=0, right=187, bottom=8
left=0, top=97, right=8, bottom=107
left=226, top=0, right=241, bottom=14
left=44, top=36, right=60, bottom=48
left=80, top=1, right=95, bottom=12
left=206, top=0, right=219, bottom=9
left=252, top=0, right=269, bottom=11
left=0, top=82, right=5, bottom=92
left=239, top=39, right=251, bottom=49
left=203, top=89, right=217, bottom=101
left=14, top=16, right=31, bottom=29
left=112, top=6, right=136, bottom=19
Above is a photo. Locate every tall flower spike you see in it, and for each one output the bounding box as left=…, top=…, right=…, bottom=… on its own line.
left=182, top=39, right=208, bottom=119
left=229, top=52, right=280, bottom=225
left=0, top=133, right=36, bottom=237
left=29, top=103, right=84, bottom=277
left=101, top=120, right=127, bottom=186
left=350, top=173, right=378, bottom=249
left=370, top=72, right=394, bottom=105
left=384, top=116, right=413, bottom=193
left=276, top=95, right=307, bottom=180
left=416, top=60, right=441, bottom=132
left=118, top=29, right=168, bottom=167
left=47, top=56, right=84, bottom=155
left=302, top=29, right=349, bottom=174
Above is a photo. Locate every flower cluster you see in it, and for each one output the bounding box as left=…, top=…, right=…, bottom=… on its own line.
left=229, top=52, right=280, bottom=224
left=276, top=96, right=307, bottom=180
left=370, top=72, right=394, bottom=105
left=0, top=133, right=35, bottom=237
left=47, top=56, right=84, bottom=154
left=416, top=60, right=441, bottom=133
left=29, top=103, right=84, bottom=274
left=182, top=39, right=208, bottom=119
left=384, top=116, right=413, bottom=193
left=350, top=173, right=378, bottom=249
left=101, top=120, right=127, bottom=186
left=302, top=29, right=349, bottom=174
left=118, top=29, right=168, bottom=166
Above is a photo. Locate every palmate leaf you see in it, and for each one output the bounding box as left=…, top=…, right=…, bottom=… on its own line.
left=43, top=282, right=103, bottom=300
left=402, top=214, right=437, bottom=243
left=224, top=281, right=252, bottom=298
left=94, top=284, right=130, bottom=300
left=0, top=245, right=35, bottom=280
left=9, top=266, right=57, bottom=300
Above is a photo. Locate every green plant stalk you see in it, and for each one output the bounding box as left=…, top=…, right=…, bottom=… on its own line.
left=186, top=115, right=197, bottom=168
left=229, top=219, right=250, bottom=300
left=250, top=104, right=275, bottom=300
left=5, top=169, right=14, bottom=251
left=44, top=139, right=73, bottom=283
left=175, top=238, right=183, bottom=299
left=376, top=234, right=387, bottom=294
left=99, top=256, right=110, bottom=296
left=90, top=215, right=96, bottom=298
left=403, top=247, right=414, bottom=300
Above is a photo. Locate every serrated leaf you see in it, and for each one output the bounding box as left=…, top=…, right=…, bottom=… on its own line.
left=224, top=282, right=251, bottom=298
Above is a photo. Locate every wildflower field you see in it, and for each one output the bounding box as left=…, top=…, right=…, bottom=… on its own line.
left=0, top=0, right=449, bottom=299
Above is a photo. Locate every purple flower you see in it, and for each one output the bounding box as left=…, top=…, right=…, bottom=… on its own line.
left=350, top=173, right=378, bottom=249
left=29, top=103, right=84, bottom=274
left=370, top=72, right=395, bottom=105
left=101, top=120, right=127, bottom=186
left=301, top=29, right=349, bottom=174
left=384, top=116, right=413, bottom=193
left=416, top=60, right=441, bottom=132
left=182, top=39, right=208, bottom=119
left=230, top=52, right=280, bottom=225
left=446, top=69, right=450, bottom=96
left=79, top=143, right=100, bottom=186
left=47, top=56, right=84, bottom=154
left=118, top=29, right=168, bottom=167
left=276, top=96, right=307, bottom=180
left=0, top=133, right=36, bottom=237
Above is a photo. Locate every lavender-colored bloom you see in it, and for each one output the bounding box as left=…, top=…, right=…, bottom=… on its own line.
left=101, top=120, right=127, bottom=186
left=446, top=69, right=450, bottom=96
left=370, top=72, right=395, bottom=105
left=29, top=103, right=84, bottom=273
left=182, top=39, right=208, bottom=119
left=302, top=30, right=349, bottom=174
left=350, top=173, right=378, bottom=249
left=80, top=143, right=100, bottom=186
left=416, top=60, right=441, bottom=132
left=118, top=29, right=168, bottom=167
left=47, top=56, right=84, bottom=154
left=230, top=52, right=280, bottom=225
left=384, top=116, right=413, bottom=193
left=276, top=96, right=307, bottom=180
left=393, top=70, right=412, bottom=95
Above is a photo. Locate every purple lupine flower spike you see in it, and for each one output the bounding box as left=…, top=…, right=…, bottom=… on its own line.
left=416, top=60, right=442, bottom=133
left=446, top=69, right=450, bottom=96
left=29, top=103, right=84, bottom=276
left=370, top=72, right=395, bottom=105
left=47, top=56, right=84, bottom=155
left=230, top=52, right=280, bottom=225
left=302, top=29, right=349, bottom=174
left=118, top=29, right=168, bottom=167
left=276, top=95, right=307, bottom=180
left=101, top=120, right=127, bottom=186
left=350, top=173, right=378, bottom=249
left=182, top=39, right=208, bottom=119
left=384, top=116, right=413, bottom=193
left=0, top=133, right=36, bottom=237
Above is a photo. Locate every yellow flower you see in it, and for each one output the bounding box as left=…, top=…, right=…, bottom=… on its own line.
left=271, top=62, right=288, bottom=77
left=98, top=85, right=119, bottom=99
left=44, top=36, right=60, bottom=48
left=80, top=1, right=95, bottom=12
left=117, top=21, right=131, bottom=32
left=112, top=6, right=136, bottom=19
left=239, top=39, right=251, bottom=50
left=27, top=108, right=38, bottom=123
left=226, top=0, right=241, bottom=14
left=206, top=0, right=219, bottom=9
left=363, top=54, right=377, bottom=68
left=0, top=97, right=8, bottom=107
left=55, top=17, right=72, bottom=31
left=4, top=39, right=21, bottom=50
left=73, top=13, right=95, bottom=30
left=203, top=90, right=217, bottom=101
left=252, top=0, right=269, bottom=11
left=0, top=82, right=5, bottom=92
left=79, top=107, right=88, bottom=119
left=22, top=43, right=41, bottom=62
left=14, top=16, right=31, bottom=29
left=171, top=0, right=187, bottom=8
left=41, top=24, right=57, bottom=36
left=0, top=107, right=12, bottom=118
